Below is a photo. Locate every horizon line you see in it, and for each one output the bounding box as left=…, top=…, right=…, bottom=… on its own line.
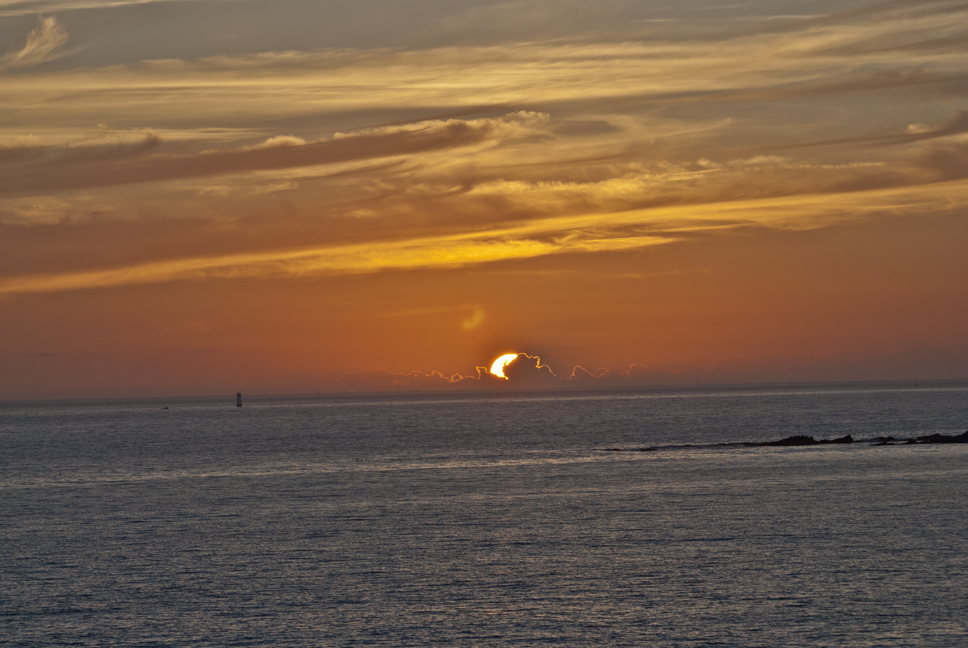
left=3, top=377, right=966, bottom=405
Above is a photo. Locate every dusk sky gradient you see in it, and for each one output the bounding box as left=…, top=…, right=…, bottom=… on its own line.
left=2, top=0, right=967, bottom=398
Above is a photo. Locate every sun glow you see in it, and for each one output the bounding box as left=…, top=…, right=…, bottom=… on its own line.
left=489, top=353, right=519, bottom=379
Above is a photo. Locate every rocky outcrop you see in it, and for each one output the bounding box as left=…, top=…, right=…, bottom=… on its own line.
left=598, top=430, right=967, bottom=453
left=915, top=430, right=968, bottom=444
left=760, top=435, right=818, bottom=446
left=759, top=434, right=853, bottom=447
left=821, top=434, right=854, bottom=444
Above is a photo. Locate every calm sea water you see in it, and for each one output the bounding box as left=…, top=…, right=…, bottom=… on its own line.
left=3, top=382, right=968, bottom=647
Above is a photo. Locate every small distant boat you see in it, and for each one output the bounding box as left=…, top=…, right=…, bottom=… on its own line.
left=236, top=392, right=242, bottom=407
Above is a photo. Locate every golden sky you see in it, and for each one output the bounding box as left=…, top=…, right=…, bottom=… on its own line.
left=2, top=0, right=967, bottom=398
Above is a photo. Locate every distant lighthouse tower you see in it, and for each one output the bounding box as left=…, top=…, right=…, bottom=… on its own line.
left=236, top=392, right=242, bottom=407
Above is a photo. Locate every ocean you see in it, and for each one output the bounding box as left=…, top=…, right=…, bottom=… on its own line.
left=3, top=382, right=967, bottom=647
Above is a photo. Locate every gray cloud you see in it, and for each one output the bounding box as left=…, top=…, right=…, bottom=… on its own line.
left=0, top=113, right=543, bottom=195
left=781, top=110, right=968, bottom=151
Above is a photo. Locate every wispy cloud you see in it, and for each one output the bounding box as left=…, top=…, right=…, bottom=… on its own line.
left=5, top=177, right=968, bottom=295
left=0, top=112, right=548, bottom=195
left=4, top=2, right=968, bottom=291
left=0, top=15, right=66, bottom=70
left=0, top=0, right=182, bottom=17
left=5, top=2, right=968, bottom=130
left=780, top=110, right=968, bottom=149
left=0, top=208, right=672, bottom=294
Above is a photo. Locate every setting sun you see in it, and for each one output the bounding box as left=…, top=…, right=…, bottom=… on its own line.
left=489, top=354, right=519, bottom=379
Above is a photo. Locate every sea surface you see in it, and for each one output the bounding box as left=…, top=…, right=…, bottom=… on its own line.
left=3, top=381, right=968, bottom=647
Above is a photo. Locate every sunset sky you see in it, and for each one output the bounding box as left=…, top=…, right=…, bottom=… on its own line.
left=2, top=0, right=967, bottom=399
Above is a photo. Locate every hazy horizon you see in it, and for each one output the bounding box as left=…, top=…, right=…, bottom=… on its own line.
left=4, top=375, right=966, bottom=405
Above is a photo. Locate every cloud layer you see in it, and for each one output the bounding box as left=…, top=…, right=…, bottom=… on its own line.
left=5, top=2, right=968, bottom=286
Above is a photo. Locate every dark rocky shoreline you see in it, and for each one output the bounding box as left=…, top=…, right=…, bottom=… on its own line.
left=913, top=430, right=968, bottom=444
left=761, top=430, right=968, bottom=446
left=600, top=429, right=968, bottom=453
left=757, top=434, right=854, bottom=446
